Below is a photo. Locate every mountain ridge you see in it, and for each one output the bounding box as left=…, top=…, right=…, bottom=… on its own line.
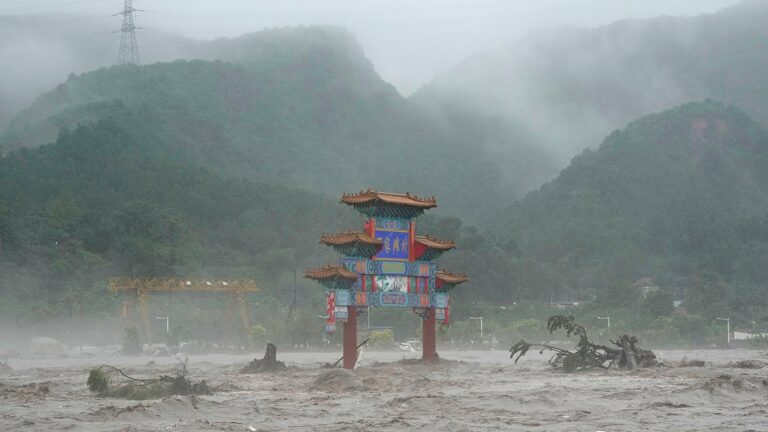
left=0, top=26, right=552, bottom=221
left=413, top=0, right=768, bottom=170
left=498, top=100, right=768, bottom=303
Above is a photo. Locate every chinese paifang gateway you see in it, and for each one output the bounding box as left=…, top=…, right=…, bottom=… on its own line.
left=305, top=189, right=468, bottom=368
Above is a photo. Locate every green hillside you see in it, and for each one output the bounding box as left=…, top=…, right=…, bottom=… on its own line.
left=0, top=26, right=513, bottom=329
left=0, top=104, right=494, bottom=335
left=0, top=108, right=357, bottom=320
left=4, top=15, right=768, bottom=339
left=0, top=14, right=200, bottom=130
left=499, top=101, right=768, bottom=318
left=0, top=26, right=550, bottom=220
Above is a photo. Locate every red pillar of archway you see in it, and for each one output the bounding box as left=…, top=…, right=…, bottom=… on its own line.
left=342, top=305, right=358, bottom=369
left=422, top=308, right=437, bottom=362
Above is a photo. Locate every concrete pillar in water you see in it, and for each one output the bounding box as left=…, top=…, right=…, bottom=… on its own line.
left=422, top=308, right=437, bottom=362
left=342, top=305, right=358, bottom=369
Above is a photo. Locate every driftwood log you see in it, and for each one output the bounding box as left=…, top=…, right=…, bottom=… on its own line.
left=509, top=315, right=659, bottom=372
left=241, top=343, right=286, bottom=373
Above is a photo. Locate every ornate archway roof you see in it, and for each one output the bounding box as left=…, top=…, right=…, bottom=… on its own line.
left=341, top=189, right=437, bottom=209
left=415, top=235, right=455, bottom=251
left=304, top=265, right=358, bottom=281
left=321, top=231, right=383, bottom=246
left=436, top=270, right=469, bottom=285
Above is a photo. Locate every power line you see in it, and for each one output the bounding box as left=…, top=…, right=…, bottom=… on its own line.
left=114, top=0, right=141, bottom=65
left=0, top=0, right=109, bottom=14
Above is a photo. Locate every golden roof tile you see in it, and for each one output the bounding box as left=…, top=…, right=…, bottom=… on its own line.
left=321, top=231, right=383, bottom=246
left=340, top=188, right=437, bottom=209
left=436, top=270, right=469, bottom=285
left=415, top=235, right=455, bottom=250
left=304, top=265, right=358, bottom=281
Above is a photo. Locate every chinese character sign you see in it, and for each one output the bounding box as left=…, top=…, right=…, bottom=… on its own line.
left=375, top=230, right=409, bottom=260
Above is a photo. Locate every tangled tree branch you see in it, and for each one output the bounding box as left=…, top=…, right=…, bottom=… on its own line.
left=509, top=315, right=659, bottom=372
left=87, top=358, right=210, bottom=400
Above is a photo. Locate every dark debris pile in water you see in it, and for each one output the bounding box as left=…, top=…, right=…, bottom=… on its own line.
left=510, top=315, right=660, bottom=372
left=87, top=360, right=210, bottom=400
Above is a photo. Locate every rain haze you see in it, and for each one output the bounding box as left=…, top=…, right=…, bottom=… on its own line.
left=2, top=1, right=768, bottom=431
left=0, top=0, right=739, bottom=93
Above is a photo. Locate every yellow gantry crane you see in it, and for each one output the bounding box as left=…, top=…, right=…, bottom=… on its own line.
left=108, top=277, right=260, bottom=343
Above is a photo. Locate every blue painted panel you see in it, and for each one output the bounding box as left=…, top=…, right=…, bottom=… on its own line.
left=335, top=306, right=348, bottom=320
left=338, top=290, right=449, bottom=308
left=375, top=218, right=410, bottom=231
left=374, top=230, right=409, bottom=260
left=342, top=258, right=436, bottom=277
left=336, top=289, right=352, bottom=306
left=433, top=293, right=449, bottom=308
left=380, top=292, right=409, bottom=306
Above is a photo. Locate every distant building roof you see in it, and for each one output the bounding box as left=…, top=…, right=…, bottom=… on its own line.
left=733, top=331, right=768, bottom=340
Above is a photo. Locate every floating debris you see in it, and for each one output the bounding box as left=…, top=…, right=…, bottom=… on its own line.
left=680, top=357, right=706, bottom=367
left=509, top=315, right=659, bottom=372
left=87, top=359, right=210, bottom=400
left=241, top=343, right=286, bottom=373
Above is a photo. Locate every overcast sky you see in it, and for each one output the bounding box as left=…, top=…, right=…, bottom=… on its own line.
left=0, top=0, right=741, bottom=93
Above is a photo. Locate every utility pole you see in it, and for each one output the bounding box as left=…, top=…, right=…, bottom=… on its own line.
left=115, top=0, right=142, bottom=65
left=716, top=317, right=731, bottom=347
left=156, top=316, right=170, bottom=334
left=469, top=316, right=484, bottom=340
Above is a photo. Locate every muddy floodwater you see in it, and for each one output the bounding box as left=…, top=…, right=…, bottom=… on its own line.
left=2, top=348, right=767, bottom=431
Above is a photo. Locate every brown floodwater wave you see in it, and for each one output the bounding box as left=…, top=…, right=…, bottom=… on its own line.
left=1, top=349, right=767, bottom=431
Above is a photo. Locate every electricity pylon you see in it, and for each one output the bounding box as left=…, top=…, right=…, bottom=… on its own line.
left=115, top=0, right=141, bottom=65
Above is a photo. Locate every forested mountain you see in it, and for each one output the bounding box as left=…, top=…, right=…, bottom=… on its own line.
left=498, top=101, right=768, bottom=317
left=3, top=7, right=768, bottom=329
left=0, top=25, right=528, bottom=323
left=413, top=0, right=768, bottom=171
left=8, top=1, right=767, bottom=218
left=0, top=108, right=357, bottom=318
left=0, top=26, right=551, bottom=220
left=0, top=104, right=499, bottom=322
left=0, top=15, right=199, bottom=130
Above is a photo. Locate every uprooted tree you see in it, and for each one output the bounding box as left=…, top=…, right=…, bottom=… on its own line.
left=87, top=358, right=210, bottom=400
left=509, top=315, right=659, bottom=372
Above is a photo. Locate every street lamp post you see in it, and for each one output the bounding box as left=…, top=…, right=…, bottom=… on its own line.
left=716, top=317, right=730, bottom=347
left=469, top=316, right=484, bottom=340
left=155, top=316, right=170, bottom=334
left=596, top=316, right=610, bottom=329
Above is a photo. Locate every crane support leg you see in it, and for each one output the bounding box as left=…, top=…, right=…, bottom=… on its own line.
left=137, top=288, right=152, bottom=345
left=236, top=291, right=250, bottom=341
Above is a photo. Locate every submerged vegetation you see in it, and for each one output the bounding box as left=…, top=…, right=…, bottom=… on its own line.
left=87, top=360, right=210, bottom=400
